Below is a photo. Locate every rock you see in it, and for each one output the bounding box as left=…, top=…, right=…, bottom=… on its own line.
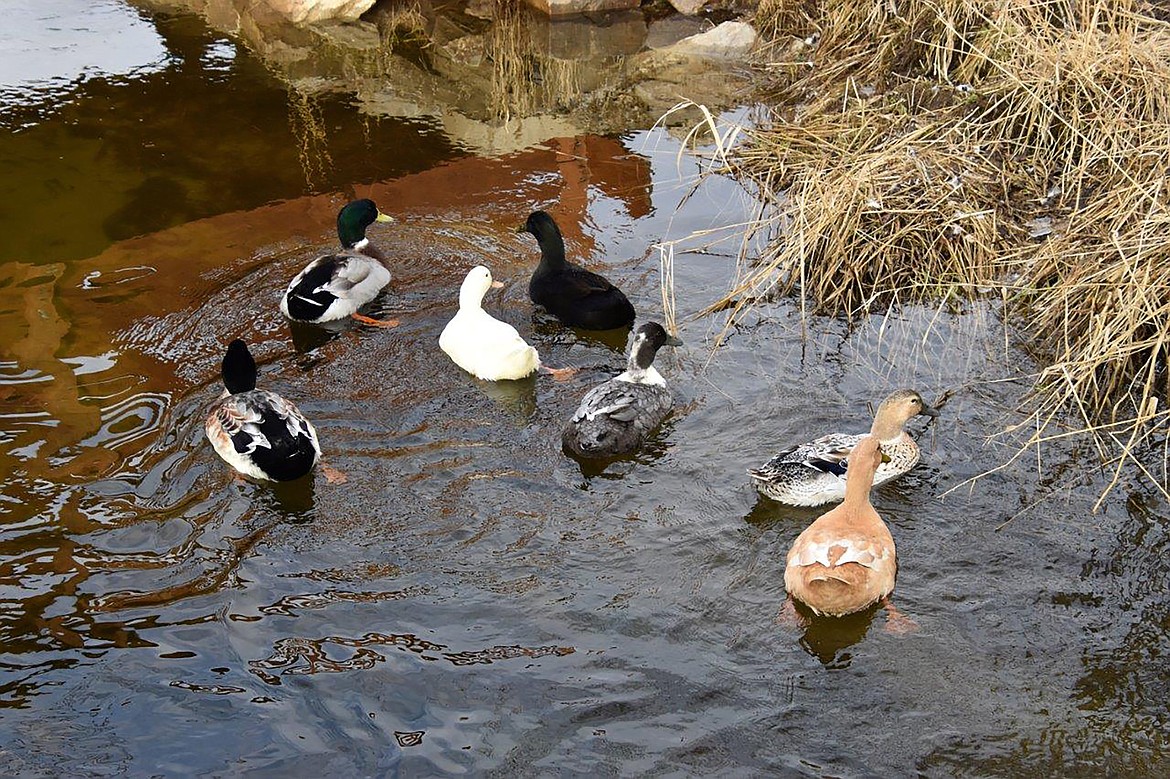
left=263, top=0, right=375, bottom=25
left=445, top=34, right=486, bottom=68
left=666, top=20, right=757, bottom=59
left=668, top=0, right=707, bottom=15
left=523, top=0, right=640, bottom=15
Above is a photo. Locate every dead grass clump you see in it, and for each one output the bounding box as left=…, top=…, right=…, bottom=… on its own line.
left=720, top=0, right=1170, bottom=497
left=722, top=111, right=1009, bottom=318
left=755, top=0, right=1010, bottom=96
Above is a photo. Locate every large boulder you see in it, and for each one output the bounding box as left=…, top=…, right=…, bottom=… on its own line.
left=666, top=20, right=757, bottom=59
left=668, top=0, right=707, bottom=15
left=263, top=0, right=375, bottom=25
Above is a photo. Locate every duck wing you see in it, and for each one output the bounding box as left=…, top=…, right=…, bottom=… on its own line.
left=315, top=254, right=380, bottom=299
left=573, top=381, right=672, bottom=430
left=561, top=266, right=622, bottom=298
left=283, top=253, right=391, bottom=322
left=749, top=432, right=860, bottom=480
left=574, top=383, right=639, bottom=424
left=212, top=391, right=316, bottom=456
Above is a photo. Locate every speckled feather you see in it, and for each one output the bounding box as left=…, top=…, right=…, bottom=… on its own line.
left=562, top=380, right=673, bottom=457
left=749, top=431, right=921, bottom=506
left=206, top=389, right=320, bottom=482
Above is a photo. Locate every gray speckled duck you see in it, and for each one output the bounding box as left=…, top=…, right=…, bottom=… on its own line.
left=562, top=322, right=681, bottom=458
left=748, top=389, right=938, bottom=506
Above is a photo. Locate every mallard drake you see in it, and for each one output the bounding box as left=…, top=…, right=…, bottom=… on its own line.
left=562, top=321, right=681, bottom=457
left=205, top=339, right=321, bottom=481
left=521, top=210, right=636, bottom=331
left=784, top=435, right=896, bottom=617
left=748, top=389, right=938, bottom=506
left=440, top=265, right=541, bottom=381
left=280, top=199, right=397, bottom=327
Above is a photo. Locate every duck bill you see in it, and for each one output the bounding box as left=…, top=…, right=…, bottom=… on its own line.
left=376, top=213, right=395, bottom=223
left=919, top=402, right=941, bottom=418
left=664, top=334, right=683, bottom=347
left=490, top=280, right=505, bottom=289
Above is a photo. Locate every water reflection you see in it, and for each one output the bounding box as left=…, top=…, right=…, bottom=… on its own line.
left=249, top=631, right=574, bottom=683
left=0, top=10, right=465, bottom=264
left=793, top=606, right=876, bottom=670
left=471, top=375, right=538, bottom=421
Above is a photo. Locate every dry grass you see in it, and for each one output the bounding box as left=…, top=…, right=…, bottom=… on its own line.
left=719, top=0, right=1170, bottom=499
left=487, top=0, right=585, bottom=122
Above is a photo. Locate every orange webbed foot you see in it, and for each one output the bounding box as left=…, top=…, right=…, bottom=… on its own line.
left=881, top=598, right=919, bottom=635
left=540, top=365, right=579, bottom=382
left=351, top=313, right=400, bottom=328
left=321, top=465, right=349, bottom=485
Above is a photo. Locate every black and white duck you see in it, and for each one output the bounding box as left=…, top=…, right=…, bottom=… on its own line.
left=205, top=339, right=321, bottom=481
left=280, top=199, right=397, bottom=327
left=521, top=210, right=636, bottom=331
left=562, top=321, right=681, bottom=457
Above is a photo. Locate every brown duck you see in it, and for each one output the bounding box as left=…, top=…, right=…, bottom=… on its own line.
left=783, top=435, right=898, bottom=617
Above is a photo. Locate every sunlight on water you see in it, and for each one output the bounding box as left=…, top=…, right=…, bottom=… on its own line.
left=0, top=0, right=168, bottom=110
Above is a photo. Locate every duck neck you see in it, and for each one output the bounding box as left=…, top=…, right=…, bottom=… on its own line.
left=534, top=222, right=567, bottom=273
left=616, top=341, right=664, bottom=386
left=459, top=285, right=486, bottom=311
left=222, top=349, right=257, bottom=395
left=842, top=458, right=878, bottom=510
left=352, top=238, right=386, bottom=263
left=870, top=413, right=905, bottom=443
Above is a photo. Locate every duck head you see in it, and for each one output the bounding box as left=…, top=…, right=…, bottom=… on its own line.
left=459, top=265, right=505, bottom=309
left=870, top=389, right=939, bottom=441
left=520, top=210, right=566, bottom=269
left=628, top=321, right=683, bottom=371
left=337, top=198, right=394, bottom=249
left=222, top=339, right=258, bottom=394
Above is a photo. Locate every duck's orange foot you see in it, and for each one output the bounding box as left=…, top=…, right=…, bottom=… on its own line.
left=882, top=599, right=919, bottom=635
left=351, top=313, right=400, bottom=328
left=775, top=598, right=809, bottom=629
left=540, top=365, right=579, bottom=382
left=321, top=465, right=349, bottom=485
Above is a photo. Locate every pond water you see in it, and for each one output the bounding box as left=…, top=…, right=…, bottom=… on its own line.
left=1, top=2, right=1168, bottom=776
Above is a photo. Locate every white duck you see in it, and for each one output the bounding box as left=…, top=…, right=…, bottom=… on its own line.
left=440, top=266, right=540, bottom=381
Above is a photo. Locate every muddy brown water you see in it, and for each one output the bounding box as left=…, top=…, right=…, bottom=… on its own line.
left=1, top=3, right=1168, bottom=776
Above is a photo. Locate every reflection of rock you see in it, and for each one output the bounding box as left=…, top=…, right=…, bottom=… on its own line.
left=645, top=15, right=708, bottom=49
left=530, top=10, right=646, bottom=59
left=524, top=0, right=640, bottom=15
left=139, top=0, right=754, bottom=147
left=264, top=0, right=376, bottom=25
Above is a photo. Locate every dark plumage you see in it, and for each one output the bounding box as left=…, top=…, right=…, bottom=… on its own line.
left=522, top=210, right=636, bottom=331
left=563, top=322, right=681, bottom=457
left=205, top=340, right=320, bottom=482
